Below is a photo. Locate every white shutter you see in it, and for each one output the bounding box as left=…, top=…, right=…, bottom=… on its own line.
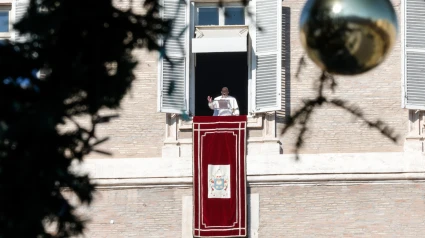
left=251, top=0, right=281, bottom=113
left=158, top=0, right=189, bottom=113
left=14, top=0, right=29, bottom=42
left=404, top=0, right=425, bottom=109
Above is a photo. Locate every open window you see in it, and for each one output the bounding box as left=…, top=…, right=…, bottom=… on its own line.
left=192, top=2, right=248, bottom=116
left=195, top=52, right=248, bottom=116
left=158, top=0, right=281, bottom=116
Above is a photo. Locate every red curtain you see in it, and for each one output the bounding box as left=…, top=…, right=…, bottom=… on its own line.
left=193, top=116, right=247, bottom=237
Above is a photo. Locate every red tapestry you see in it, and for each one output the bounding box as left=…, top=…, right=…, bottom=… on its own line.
left=193, top=116, right=247, bottom=237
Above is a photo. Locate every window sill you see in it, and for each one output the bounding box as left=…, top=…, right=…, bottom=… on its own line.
left=406, top=135, right=425, bottom=140
left=191, top=0, right=242, bottom=3
left=0, top=32, right=11, bottom=38
left=194, top=25, right=248, bottom=38
left=178, top=114, right=263, bottom=130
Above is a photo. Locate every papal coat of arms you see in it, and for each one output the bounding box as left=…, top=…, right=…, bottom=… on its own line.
left=208, top=165, right=230, bottom=198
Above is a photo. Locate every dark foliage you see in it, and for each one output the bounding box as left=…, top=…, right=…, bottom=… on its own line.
left=0, top=0, right=169, bottom=237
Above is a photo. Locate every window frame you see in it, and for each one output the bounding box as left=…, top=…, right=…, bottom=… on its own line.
left=0, top=4, right=12, bottom=40
left=195, top=3, right=246, bottom=26
left=190, top=2, right=250, bottom=116
left=159, top=0, right=281, bottom=116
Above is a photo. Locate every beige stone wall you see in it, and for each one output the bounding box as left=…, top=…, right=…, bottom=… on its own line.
left=85, top=0, right=409, bottom=158
left=86, top=49, right=165, bottom=159
left=74, top=183, right=425, bottom=237
left=72, top=0, right=165, bottom=159
left=253, top=183, right=425, bottom=237
left=74, top=187, right=191, bottom=238
left=278, top=0, right=408, bottom=154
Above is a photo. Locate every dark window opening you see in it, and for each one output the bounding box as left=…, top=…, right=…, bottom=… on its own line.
left=195, top=52, right=248, bottom=116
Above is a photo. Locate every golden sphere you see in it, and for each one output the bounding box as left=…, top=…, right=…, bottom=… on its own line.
left=299, top=0, right=398, bottom=75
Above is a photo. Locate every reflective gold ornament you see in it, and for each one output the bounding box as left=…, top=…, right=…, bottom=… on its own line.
left=299, top=0, right=398, bottom=75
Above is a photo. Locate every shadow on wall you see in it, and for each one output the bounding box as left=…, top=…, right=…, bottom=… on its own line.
left=276, top=6, right=291, bottom=124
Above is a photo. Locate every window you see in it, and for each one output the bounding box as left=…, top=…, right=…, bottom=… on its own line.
left=158, top=0, right=282, bottom=115
left=196, top=5, right=245, bottom=26
left=198, top=8, right=219, bottom=25
left=0, top=11, right=9, bottom=32
left=0, top=4, right=11, bottom=40
left=195, top=52, right=248, bottom=116
left=224, top=7, right=245, bottom=25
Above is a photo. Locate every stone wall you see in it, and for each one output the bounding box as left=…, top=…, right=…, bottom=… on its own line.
left=86, top=49, right=165, bottom=159
left=73, top=182, right=425, bottom=237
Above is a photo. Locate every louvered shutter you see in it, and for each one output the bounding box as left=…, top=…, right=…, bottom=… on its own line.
left=158, top=0, right=189, bottom=113
left=404, top=0, right=425, bottom=109
left=14, top=0, right=29, bottom=42
left=251, top=0, right=281, bottom=113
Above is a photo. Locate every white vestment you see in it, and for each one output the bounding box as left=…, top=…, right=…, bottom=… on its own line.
left=208, top=96, right=240, bottom=116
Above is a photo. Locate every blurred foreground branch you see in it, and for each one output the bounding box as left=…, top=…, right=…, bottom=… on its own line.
left=282, top=56, right=399, bottom=159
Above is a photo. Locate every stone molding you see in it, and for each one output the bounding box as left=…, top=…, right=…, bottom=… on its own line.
left=72, top=152, right=425, bottom=187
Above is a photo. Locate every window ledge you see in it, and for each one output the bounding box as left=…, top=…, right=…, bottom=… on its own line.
left=179, top=117, right=194, bottom=130
left=191, top=0, right=242, bottom=3
left=0, top=32, right=11, bottom=38
left=406, top=135, right=425, bottom=140
left=178, top=114, right=263, bottom=130
left=247, top=137, right=279, bottom=143
left=194, top=25, right=248, bottom=38
left=0, top=2, right=12, bottom=7
left=195, top=25, right=247, bottom=29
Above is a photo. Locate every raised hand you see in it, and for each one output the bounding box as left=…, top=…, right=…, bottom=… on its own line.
left=207, top=96, right=212, bottom=103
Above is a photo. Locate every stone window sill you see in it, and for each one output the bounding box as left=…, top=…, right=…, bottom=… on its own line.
left=178, top=114, right=263, bottom=130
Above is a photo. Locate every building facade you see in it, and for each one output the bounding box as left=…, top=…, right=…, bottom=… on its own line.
left=6, top=0, right=425, bottom=237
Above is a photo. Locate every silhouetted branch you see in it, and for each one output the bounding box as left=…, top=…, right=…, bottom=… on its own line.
left=295, top=55, right=306, bottom=79
left=283, top=68, right=400, bottom=157
left=293, top=102, right=314, bottom=159
left=330, top=99, right=399, bottom=142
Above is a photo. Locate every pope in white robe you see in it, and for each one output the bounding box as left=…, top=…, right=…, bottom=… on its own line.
left=207, top=87, right=240, bottom=116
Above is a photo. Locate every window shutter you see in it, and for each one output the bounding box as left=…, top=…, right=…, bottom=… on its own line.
left=158, top=0, right=188, bottom=114
left=404, top=0, right=425, bottom=109
left=14, top=0, right=29, bottom=42
left=251, top=0, right=281, bottom=113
